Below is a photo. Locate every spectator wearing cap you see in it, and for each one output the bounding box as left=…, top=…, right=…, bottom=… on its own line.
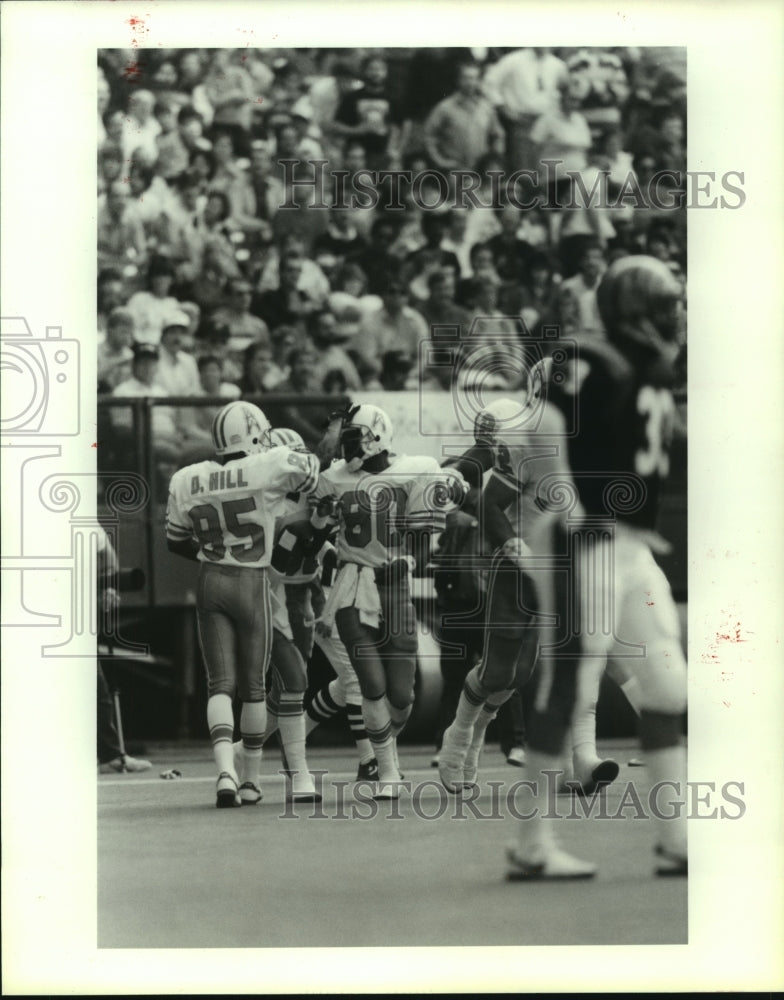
left=121, top=90, right=161, bottom=163
left=155, top=313, right=202, bottom=396
left=98, top=308, right=136, bottom=392
left=309, top=310, right=363, bottom=391
left=209, top=276, right=272, bottom=360
left=355, top=278, right=428, bottom=386
left=97, top=181, right=148, bottom=274
left=112, top=344, right=182, bottom=463
left=126, top=255, right=183, bottom=345
left=423, top=61, right=505, bottom=170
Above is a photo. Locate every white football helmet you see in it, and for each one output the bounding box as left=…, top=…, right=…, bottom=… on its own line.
left=211, top=401, right=272, bottom=457
left=270, top=427, right=306, bottom=452
left=473, top=397, right=526, bottom=445
left=340, top=403, right=393, bottom=470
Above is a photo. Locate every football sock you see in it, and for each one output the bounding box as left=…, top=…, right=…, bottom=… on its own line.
left=362, top=694, right=398, bottom=781
left=207, top=693, right=237, bottom=779
left=640, top=711, right=687, bottom=855
left=240, top=700, right=266, bottom=783
left=388, top=701, right=412, bottom=738
left=451, top=666, right=488, bottom=738
left=473, top=689, right=512, bottom=746
left=347, top=702, right=374, bottom=764
left=513, top=749, right=563, bottom=855
left=306, top=681, right=344, bottom=735
left=276, top=691, right=309, bottom=776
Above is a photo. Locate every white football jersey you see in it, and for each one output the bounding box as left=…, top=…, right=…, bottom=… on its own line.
left=316, top=454, right=461, bottom=569
left=166, top=447, right=319, bottom=568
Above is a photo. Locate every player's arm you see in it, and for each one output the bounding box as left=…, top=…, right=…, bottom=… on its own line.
left=165, top=474, right=200, bottom=562
left=484, top=453, right=531, bottom=568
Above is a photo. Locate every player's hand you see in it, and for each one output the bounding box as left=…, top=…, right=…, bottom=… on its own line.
left=102, top=587, right=120, bottom=612
left=498, top=536, right=531, bottom=569
left=314, top=619, right=332, bottom=638
left=311, top=494, right=339, bottom=526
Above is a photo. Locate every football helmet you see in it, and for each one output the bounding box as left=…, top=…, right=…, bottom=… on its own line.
left=473, top=398, right=526, bottom=446
left=211, top=401, right=272, bottom=457
left=270, top=427, right=307, bottom=452
left=340, top=403, right=393, bottom=470
left=597, top=255, right=684, bottom=356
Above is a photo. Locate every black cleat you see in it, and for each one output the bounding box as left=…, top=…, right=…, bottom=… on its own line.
left=356, top=758, right=379, bottom=782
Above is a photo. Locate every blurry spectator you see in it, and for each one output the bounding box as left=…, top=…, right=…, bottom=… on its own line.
left=349, top=214, right=403, bottom=296
left=127, top=155, right=179, bottom=250
left=499, top=251, right=558, bottom=333
left=252, top=252, right=315, bottom=332
left=210, top=276, right=272, bottom=359
left=313, top=206, right=367, bottom=263
left=201, top=49, right=255, bottom=134
left=423, top=61, right=504, bottom=170
left=596, top=127, right=637, bottom=220
left=483, top=47, right=569, bottom=173
left=156, top=106, right=210, bottom=182
left=98, top=308, right=135, bottom=392
left=355, top=278, right=428, bottom=385
left=468, top=243, right=502, bottom=287
left=323, top=368, right=349, bottom=396
left=121, top=90, right=161, bottom=163
left=555, top=239, right=606, bottom=337
left=401, top=48, right=469, bottom=157
left=420, top=269, right=472, bottom=333
left=112, top=343, right=182, bottom=464
left=98, top=268, right=128, bottom=338
left=309, top=310, right=363, bottom=391
left=558, top=145, right=617, bottom=272
left=379, top=349, right=416, bottom=391
left=97, top=69, right=111, bottom=146
left=97, top=181, right=147, bottom=274
left=98, top=144, right=123, bottom=196
left=198, top=354, right=241, bottom=399
left=254, top=233, right=330, bottom=304
left=209, top=129, right=259, bottom=229
left=405, top=212, right=461, bottom=302
left=270, top=324, right=306, bottom=377
left=155, top=314, right=201, bottom=396
left=101, top=109, right=126, bottom=154
left=441, top=209, right=474, bottom=277
left=200, top=189, right=243, bottom=284
left=333, top=54, right=403, bottom=170
left=274, top=346, right=333, bottom=449
left=238, top=341, right=286, bottom=397
left=481, top=205, right=536, bottom=285
left=126, top=255, right=183, bottom=345
left=530, top=76, right=592, bottom=214
left=177, top=50, right=206, bottom=96
left=247, top=141, right=285, bottom=223
left=565, top=48, right=629, bottom=137
left=308, top=59, right=361, bottom=134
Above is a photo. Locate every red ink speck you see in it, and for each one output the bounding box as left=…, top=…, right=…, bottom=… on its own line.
left=91, top=442, right=98, bottom=448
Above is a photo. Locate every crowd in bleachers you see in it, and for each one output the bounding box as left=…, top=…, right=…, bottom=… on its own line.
left=97, top=46, right=687, bottom=459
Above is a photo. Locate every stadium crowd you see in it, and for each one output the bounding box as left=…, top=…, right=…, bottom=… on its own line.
left=97, top=45, right=687, bottom=458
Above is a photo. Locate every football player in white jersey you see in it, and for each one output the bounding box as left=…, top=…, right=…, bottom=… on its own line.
left=166, top=401, right=319, bottom=807
left=315, top=403, right=468, bottom=797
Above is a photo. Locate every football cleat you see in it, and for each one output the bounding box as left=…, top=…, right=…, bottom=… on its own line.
left=438, top=724, right=471, bottom=795
left=216, top=772, right=241, bottom=809
left=628, top=757, right=645, bottom=767
left=239, top=781, right=262, bottom=805
left=505, top=844, right=597, bottom=881
left=372, top=781, right=401, bottom=801
left=430, top=753, right=440, bottom=768
left=506, top=747, right=526, bottom=767
left=287, top=770, right=322, bottom=803
left=654, top=845, right=688, bottom=877
left=99, top=754, right=152, bottom=774
left=356, top=758, right=379, bottom=782
left=571, top=757, right=620, bottom=796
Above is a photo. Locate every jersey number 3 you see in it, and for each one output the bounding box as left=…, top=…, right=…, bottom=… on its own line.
left=635, top=386, right=675, bottom=477
left=189, top=497, right=265, bottom=562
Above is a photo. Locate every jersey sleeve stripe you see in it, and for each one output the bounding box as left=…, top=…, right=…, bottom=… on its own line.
left=489, top=467, right=522, bottom=492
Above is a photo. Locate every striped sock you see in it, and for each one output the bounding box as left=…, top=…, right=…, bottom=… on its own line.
left=306, top=682, right=343, bottom=734
left=451, top=666, right=488, bottom=739
left=346, top=702, right=374, bottom=764
left=388, top=701, right=412, bottom=738
left=473, top=689, right=512, bottom=745
left=240, top=700, right=266, bottom=784
left=207, top=693, right=237, bottom=780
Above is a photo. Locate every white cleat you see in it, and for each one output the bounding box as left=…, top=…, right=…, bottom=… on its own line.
left=505, top=843, right=597, bottom=881
left=372, top=781, right=402, bottom=801
left=464, top=740, right=483, bottom=786
left=216, top=771, right=241, bottom=809
left=654, top=845, right=687, bottom=877
left=438, top=724, right=471, bottom=795
left=506, top=747, right=526, bottom=767
left=287, top=770, right=322, bottom=803
left=239, top=781, right=262, bottom=805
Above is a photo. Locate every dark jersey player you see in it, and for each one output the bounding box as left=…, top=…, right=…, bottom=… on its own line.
left=495, top=255, right=688, bottom=879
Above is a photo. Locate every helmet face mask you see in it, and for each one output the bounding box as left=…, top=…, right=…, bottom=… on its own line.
left=212, top=401, right=272, bottom=457
left=340, top=404, right=392, bottom=470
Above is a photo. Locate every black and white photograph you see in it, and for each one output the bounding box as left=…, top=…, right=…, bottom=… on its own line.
left=2, top=1, right=783, bottom=994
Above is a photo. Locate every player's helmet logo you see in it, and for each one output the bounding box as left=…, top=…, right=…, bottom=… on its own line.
left=212, top=401, right=272, bottom=456
left=340, top=403, right=393, bottom=471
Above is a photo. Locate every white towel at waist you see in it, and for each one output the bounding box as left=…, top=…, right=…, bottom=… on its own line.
left=319, top=562, right=382, bottom=635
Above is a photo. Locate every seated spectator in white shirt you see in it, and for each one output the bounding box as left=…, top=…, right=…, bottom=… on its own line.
left=555, top=240, right=607, bottom=337
left=126, top=255, right=184, bottom=345
left=121, top=90, right=161, bottom=164
left=155, top=314, right=201, bottom=397
left=112, top=343, right=182, bottom=463
left=355, top=279, right=429, bottom=386
left=98, top=308, right=135, bottom=393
